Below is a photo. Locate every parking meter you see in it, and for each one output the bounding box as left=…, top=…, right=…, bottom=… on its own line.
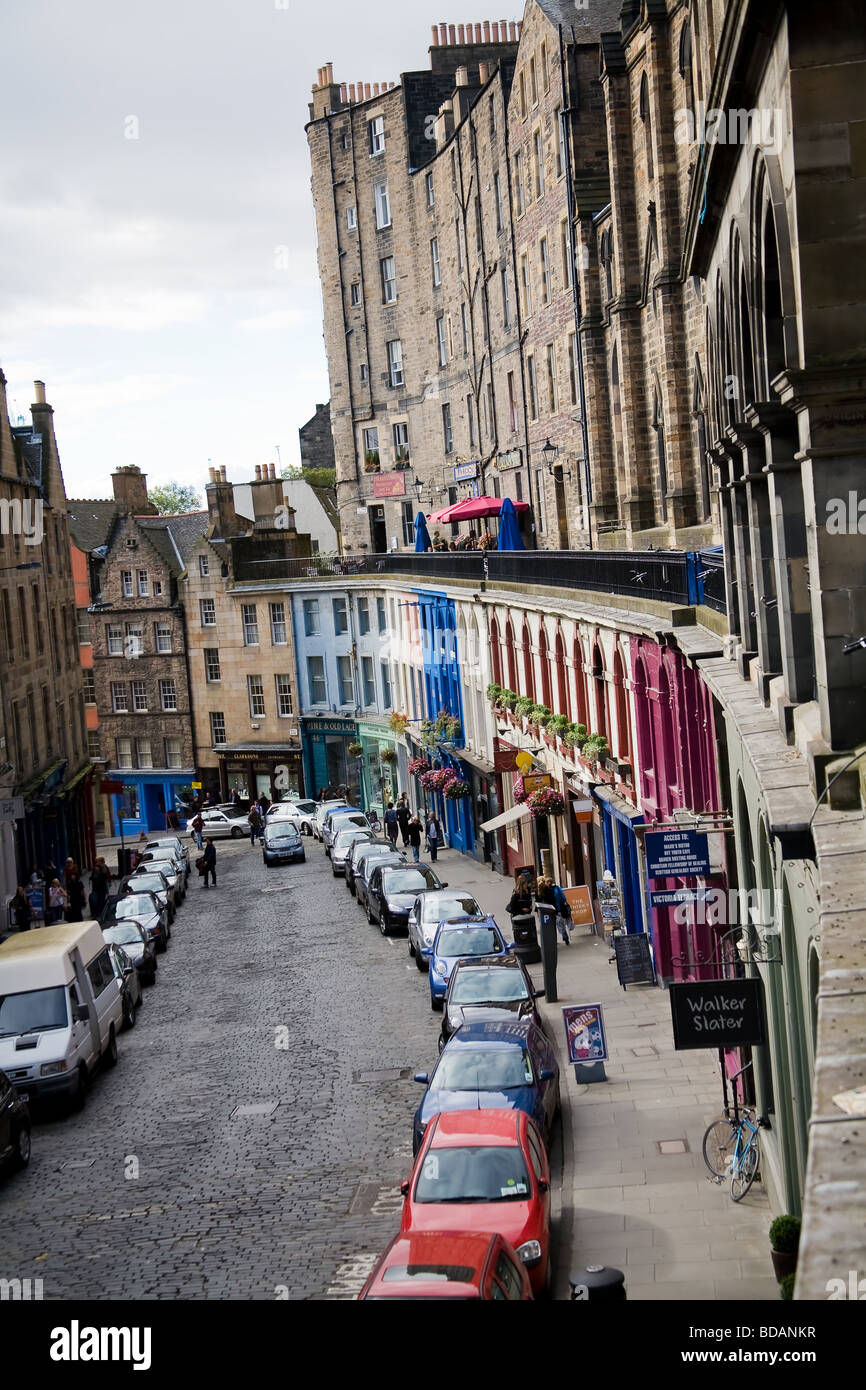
left=537, top=904, right=558, bottom=1003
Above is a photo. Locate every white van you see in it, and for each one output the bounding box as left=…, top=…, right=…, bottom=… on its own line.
left=0, top=922, right=123, bottom=1108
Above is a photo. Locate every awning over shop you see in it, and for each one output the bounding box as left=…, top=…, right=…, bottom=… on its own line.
left=457, top=748, right=497, bottom=776
left=480, top=802, right=531, bottom=833
left=14, top=758, right=67, bottom=804
left=61, top=762, right=95, bottom=795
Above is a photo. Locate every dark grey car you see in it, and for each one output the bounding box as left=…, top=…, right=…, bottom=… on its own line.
left=356, top=850, right=405, bottom=912
left=439, top=954, right=545, bottom=1051
left=102, top=920, right=158, bottom=986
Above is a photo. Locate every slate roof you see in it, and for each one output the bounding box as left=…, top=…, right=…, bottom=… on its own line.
left=535, top=0, right=623, bottom=37
left=66, top=499, right=120, bottom=553
left=137, top=511, right=210, bottom=572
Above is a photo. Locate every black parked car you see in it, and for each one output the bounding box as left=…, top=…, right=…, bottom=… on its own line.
left=346, top=840, right=394, bottom=897
left=439, top=954, right=545, bottom=1051
left=0, top=1068, right=31, bottom=1175
left=262, top=820, right=306, bottom=867
left=366, top=862, right=445, bottom=935
left=101, top=920, right=158, bottom=985
left=355, top=850, right=406, bottom=912
left=103, top=889, right=169, bottom=953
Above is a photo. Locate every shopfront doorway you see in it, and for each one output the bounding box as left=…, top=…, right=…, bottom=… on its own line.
left=369, top=505, right=387, bottom=553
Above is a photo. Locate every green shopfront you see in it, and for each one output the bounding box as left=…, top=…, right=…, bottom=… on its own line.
left=357, top=720, right=398, bottom=816
left=301, top=716, right=360, bottom=804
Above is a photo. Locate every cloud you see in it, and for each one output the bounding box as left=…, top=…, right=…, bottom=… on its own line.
left=237, top=308, right=306, bottom=334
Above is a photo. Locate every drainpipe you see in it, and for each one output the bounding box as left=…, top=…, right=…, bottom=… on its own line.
left=560, top=25, right=593, bottom=549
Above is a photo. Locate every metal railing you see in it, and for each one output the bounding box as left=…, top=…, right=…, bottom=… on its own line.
left=232, top=548, right=726, bottom=614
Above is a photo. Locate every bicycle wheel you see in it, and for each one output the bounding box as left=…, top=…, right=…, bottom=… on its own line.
left=702, top=1118, right=737, bottom=1177
left=730, top=1137, right=760, bottom=1201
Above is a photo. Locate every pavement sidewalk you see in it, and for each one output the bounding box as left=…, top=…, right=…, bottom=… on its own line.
left=431, top=845, right=780, bottom=1303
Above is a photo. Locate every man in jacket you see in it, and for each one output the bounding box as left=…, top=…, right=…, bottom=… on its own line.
left=191, top=812, right=205, bottom=851
left=425, top=812, right=442, bottom=862
left=384, top=804, right=399, bottom=848
left=396, top=795, right=411, bottom=846
left=202, top=838, right=217, bottom=888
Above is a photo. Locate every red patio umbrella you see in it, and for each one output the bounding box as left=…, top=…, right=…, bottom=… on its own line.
left=428, top=495, right=529, bottom=523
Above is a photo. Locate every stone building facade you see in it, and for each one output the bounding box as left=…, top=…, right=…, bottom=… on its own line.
left=0, top=375, right=93, bottom=910
left=68, top=467, right=207, bottom=835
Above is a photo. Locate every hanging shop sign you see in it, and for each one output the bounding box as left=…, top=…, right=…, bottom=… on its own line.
left=453, top=461, right=479, bottom=481
left=372, top=474, right=406, bottom=498
left=522, top=773, right=552, bottom=795
left=645, top=829, right=710, bottom=878
left=562, top=1003, right=608, bottom=1063
left=669, top=978, right=766, bottom=1051
left=495, top=450, right=522, bottom=472
left=562, top=885, right=595, bottom=928
left=304, top=720, right=358, bottom=736
left=99, top=781, right=124, bottom=796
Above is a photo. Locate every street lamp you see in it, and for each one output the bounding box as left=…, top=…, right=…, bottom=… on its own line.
left=0, top=560, right=41, bottom=573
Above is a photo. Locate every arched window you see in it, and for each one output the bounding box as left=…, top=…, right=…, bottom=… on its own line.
left=573, top=634, right=588, bottom=725
left=652, top=388, right=668, bottom=523
left=762, top=204, right=785, bottom=389
left=539, top=624, right=552, bottom=708
left=591, top=642, right=607, bottom=738
left=522, top=618, right=535, bottom=701
left=490, top=613, right=502, bottom=686
left=612, top=649, right=631, bottom=764
left=639, top=73, right=654, bottom=181
left=505, top=618, right=517, bottom=692
left=632, top=655, right=655, bottom=804
left=601, top=230, right=614, bottom=302
left=656, top=663, right=678, bottom=811
left=555, top=627, right=570, bottom=719
left=679, top=22, right=695, bottom=123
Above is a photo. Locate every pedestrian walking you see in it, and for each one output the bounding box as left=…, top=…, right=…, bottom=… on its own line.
left=65, top=869, right=86, bottom=923
left=47, top=878, right=67, bottom=925
left=384, top=803, right=399, bottom=847
left=230, top=789, right=241, bottom=807
left=396, top=795, right=411, bottom=846
left=248, top=804, right=264, bottom=846
left=9, top=886, right=32, bottom=932
left=202, top=837, right=217, bottom=888
left=88, top=858, right=111, bottom=921
left=191, top=812, right=205, bottom=851
left=408, top=815, right=423, bottom=862
left=259, top=792, right=270, bottom=816
left=507, top=874, right=534, bottom=919
left=536, top=876, right=570, bottom=944
left=425, top=811, right=441, bottom=862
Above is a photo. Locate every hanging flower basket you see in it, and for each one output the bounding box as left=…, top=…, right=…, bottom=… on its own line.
left=512, top=776, right=527, bottom=804
left=444, top=775, right=470, bottom=799
left=347, top=741, right=364, bottom=758
left=526, top=787, right=566, bottom=819
left=388, top=711, right=409, bottom=735
left=379, top=747, right=398, bottom=765
left=435, top=710, right=461, bottom=741
left=408, top=757, right=428, bottom=777
left=421, top=767, right=455, bottom=793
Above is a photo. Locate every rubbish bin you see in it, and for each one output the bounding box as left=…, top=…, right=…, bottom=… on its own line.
left=509, top=911, right=541, bottom=965
left=537, top=903, right=559, bottom=1003
left=570, top=1265, right=626, bottom=1301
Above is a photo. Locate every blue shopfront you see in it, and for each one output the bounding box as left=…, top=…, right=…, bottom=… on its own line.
left=300, top=717, right=361, bottom=805
left=416, top=591, right=472, bottom=855
left=109, top=771, right=193, bottom=836
left=593, top=785, right=646, bottom=936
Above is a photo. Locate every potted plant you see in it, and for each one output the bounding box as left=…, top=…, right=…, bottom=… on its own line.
left=444, top=775, right=470, bottom=799
left=363, top=450, right=380, bottom=472
left=779, top=1273, right=795, bottom=1301
left=526, top=786, right=566, bottom=819
left=514, top=695, right=535, bottom=724
left=769, top=1215, right=801, bottom=1282
left=388, top=711, right=409, bottom=735
left=347, top=741, right=364, bottom=758
left=486, top=682, right=504, bottom=708
left=379, top=747, right=398, bottom=766
left=562, top=721, right=588, bottom=751
left=582, top=734, right=610, bottom=765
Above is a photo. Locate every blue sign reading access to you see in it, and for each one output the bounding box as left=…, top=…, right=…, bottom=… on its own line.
left=645, top=829, right=710, bottom=879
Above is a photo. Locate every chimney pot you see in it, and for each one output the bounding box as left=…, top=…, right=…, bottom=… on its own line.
left=431, top=24, right=439, bottom=45
left=270, top=463, right=277, bottom=480
left=483, top=20, right=491, bottom=41
left=439, top=23, right=448, bottom=45
left=479, top=60, right=489, bottom=83
left=448, top=24, right=456, bottom=44
left=255, top=465, right=262, bottom=481
left=457, top=23, right=465, bottom=42
left=33, top=380, right=46, bottom=404
left=456, top=65, right=468, bottom=86
left=491, top=22, right=498, bottom=42
left=364, top=82, right=371, bottom=99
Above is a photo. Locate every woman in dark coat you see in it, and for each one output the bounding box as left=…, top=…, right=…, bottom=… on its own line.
left=89, top=858, right=111, bottom=920
left=65, top=870, right=86, bottom=923
left=10, top=887, right=32, bottom=932
left=507, top=875, right=534, bottom=918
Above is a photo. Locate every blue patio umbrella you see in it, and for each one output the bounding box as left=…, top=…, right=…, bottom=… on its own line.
left=498, top=496, right=524, bottom=551
left=414, top=510, right=432, bottom=552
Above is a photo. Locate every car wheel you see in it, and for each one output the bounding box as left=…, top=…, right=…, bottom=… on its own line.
left=379, top=913, right=389, bottom=937
left=366, top=900, right=375, bottom=925
left=124, top=998, right=136, bottom=1029
left=408, top=938, right=415, bottom=957
left=302, top=823, right=311, bottom=836
left=11, top=1123, right=31, bottom=1171
left=156, top=936, right=167, bottom=954
left=166, top=921, right=172, bottom=941
left=415, top=952, right=427, bottom=973
left=105, top=1025, right=118, bottom=1068
left=231, top=826, right=243, bottom=839
left=71, top=1064, right=89, bottom=1112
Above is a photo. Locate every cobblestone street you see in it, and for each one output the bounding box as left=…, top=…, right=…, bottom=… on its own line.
left=1, top=839, right=517, bottom=1300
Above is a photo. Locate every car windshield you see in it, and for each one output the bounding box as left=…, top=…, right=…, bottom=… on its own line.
left=451, top=969, right=530, bottom=1005
left=0, top=986, right=68, bottom=1038
left=104, top=925, right=145, bottom=947
left=131, top=876, right=164, bottom=893
left=437, top=928, right=501, bottom=957
left=383, top=868, right=435, bottom=894
left=147, top=857, right=178, bottom=872
left=268, top=827, right=299, bottom=841
left=414, top=1146, right=531, bottom=1203
left=114, top=896, right=154, bottom=918
left=433, top=1047, right=533, bottom=1091
left=424, top=895, right=480, bottom=923
left=335, top=829, right=371, bottom=848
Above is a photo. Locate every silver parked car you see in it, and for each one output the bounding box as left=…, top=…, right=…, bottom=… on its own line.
left=189, top=809, right=248, bottom=840
left=123, top=868, right=175, bottom=921
left=267, top=799, right=318, bottom=835
left=313, top=800, right=347, bottom=841
left=323, top=810, right=370, bottom=855
left=131, top=854, right=184, bottom=911
left=145, top=836, right=190, bottom=879
left=408, top=890, right=484, bottom=972
left=106, top=941, right=144, bottom=1028
left=331, top=826, right=376, bottom=877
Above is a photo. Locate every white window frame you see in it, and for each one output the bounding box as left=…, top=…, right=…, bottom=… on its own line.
left=116, top=737, right=133, bottom=770
left=307, top=655, right=327, bottom=706
left=155, top=622, right=172, bottom=653
left=387, top=339, right=404, bottom=387
left=121, top=570, right=133, bottom=598
left=437, top=315, right=447, bottom=368
left=200, top=598, right=216, bottom=627
left=392, top=422, right=409, bottom=463
left=269, top=601, right=287, bottom=644
left=210, top=711, right=226, bottom=747
left=431, top=238, right=441, bottom=287
left=136, top=738, right=153, bottom=769
left=199, top=555, right=209, bottom=577
left=204, top=648, right=221, bottom=682
left=241, top=603, right=259, bottom=646
left=426, top=172, right=435, bottom=207
left=275, top=674, right=293, bottom=717
left=374, top=181, right=391, bottom=229
left=337, top=654, right=354, bottom=706
left=137, top=569, right=149, bottom=596
left=302, top=598, right=320, bottom=637
left=540, top=237, right=551, bottom=304
left=248, top=675, right=266, bottom=718
left=107, top=623, right=123, bottom=655
left=131, top=679, right=148, bottom=713
left=381, top=255, right=397, bottom=304
left=346, top=205, right=357, bottom=230
left=165, top=738, right=182, bottom=769
left=159, top=678, right=178, bottom=712
left=110, top=681, right=129, bottom=713
left=369, top=114, right=385, bottom=156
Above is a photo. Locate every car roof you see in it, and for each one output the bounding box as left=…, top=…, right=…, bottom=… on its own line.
left=366, top=1231, right=494, bottom=1295
left=418, top=889, right=478, bottom=902
left=435, top=915, right=500, bottom=936
left=428, top=1109, right=522, bottom=1147
left=451, top=953, right=524, bottom=973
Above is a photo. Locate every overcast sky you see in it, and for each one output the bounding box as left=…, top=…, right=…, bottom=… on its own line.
left=0, top=0, right=473, bottom=503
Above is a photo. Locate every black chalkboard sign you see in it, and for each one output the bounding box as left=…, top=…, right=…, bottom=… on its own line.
left=613, top=933, right=655, bottom=988
left=670, top=979, right=765, bottom=1050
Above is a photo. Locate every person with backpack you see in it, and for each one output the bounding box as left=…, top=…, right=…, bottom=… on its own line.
left=408, top=815, right=423, bottom=862
left=536, top=876, right=571, bottom=944
left=384, top=804, right=399, bottom=848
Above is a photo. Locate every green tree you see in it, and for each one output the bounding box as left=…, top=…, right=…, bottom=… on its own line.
left=149, top=482, right=202, bottom=514
left=281, top=466, right=336, bottom=489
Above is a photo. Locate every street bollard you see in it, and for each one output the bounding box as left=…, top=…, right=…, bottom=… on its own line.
left=537, top=904, right=558, bottom=1003
left=570, top=1265, right=626, bottom=1301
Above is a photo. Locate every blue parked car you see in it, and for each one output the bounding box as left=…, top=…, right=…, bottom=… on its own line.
left=428, top=916, right=509, bottom=1012
left=411, top=1018, right=560, bottom=1155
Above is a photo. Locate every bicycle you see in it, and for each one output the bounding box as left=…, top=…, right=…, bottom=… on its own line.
left=701, top=1061, right=765, bottom=1201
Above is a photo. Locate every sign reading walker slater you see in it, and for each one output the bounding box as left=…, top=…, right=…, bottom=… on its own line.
left=669, top=979, right=766, bottom=1051
left=645, top=829, right=710, bottom=878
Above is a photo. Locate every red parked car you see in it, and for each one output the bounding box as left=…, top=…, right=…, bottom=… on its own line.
left=358, top=1230, right=532, bottom=1300
left=399, top=1108, right=552, bottom=1296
